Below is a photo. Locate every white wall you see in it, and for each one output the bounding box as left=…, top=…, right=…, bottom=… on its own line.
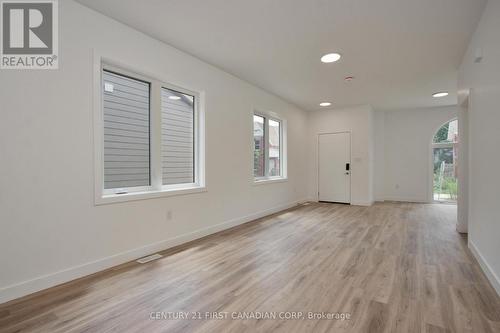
left=459, top=0, right=500, bottom=295
left=0, top=0, right=309, bottom=303
left=374, top=111, right=386, bottom=201
left=382, top=106, right=457, bottom=202
left=307, top=105, right=375, bottom=206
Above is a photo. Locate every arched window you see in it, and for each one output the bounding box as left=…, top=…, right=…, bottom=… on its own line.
left=432, top=119, right=458, bottom=202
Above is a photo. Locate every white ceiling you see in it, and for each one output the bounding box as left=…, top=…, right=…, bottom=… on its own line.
left=77, top=0, right=486, bottom=111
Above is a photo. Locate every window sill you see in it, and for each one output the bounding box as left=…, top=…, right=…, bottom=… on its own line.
left=253, top=177, right=288, bottom=186
left=96, top=186, right=207, bottom=205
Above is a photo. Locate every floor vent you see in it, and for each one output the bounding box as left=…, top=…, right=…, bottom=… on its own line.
left=136, top=253, right=163, bottom=264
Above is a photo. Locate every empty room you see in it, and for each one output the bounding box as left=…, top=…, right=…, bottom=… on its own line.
left=1, top=0, right=500, bottom=332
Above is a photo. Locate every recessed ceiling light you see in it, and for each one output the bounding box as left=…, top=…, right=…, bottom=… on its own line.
left=320, top=53, right=341, bottom=63
left=319, top=102, right=332, bottom=107
left=168, top=95, right=181, bottom=100
left=432, top=92, right=449, bottom=98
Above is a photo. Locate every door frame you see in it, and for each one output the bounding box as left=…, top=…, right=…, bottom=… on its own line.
left=317, top=131, right=352, bottom=203
left=456, top=96, right=468, bottom=233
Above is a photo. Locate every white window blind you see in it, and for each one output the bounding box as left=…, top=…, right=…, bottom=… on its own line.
left=102, top=70, right=150, bottom=189
left=161, top=88, right=195, bottom=185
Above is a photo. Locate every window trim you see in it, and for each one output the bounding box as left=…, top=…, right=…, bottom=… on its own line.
left=93, top=53, right=205, bottom=205
left=252, top=109, right=287, bottom=184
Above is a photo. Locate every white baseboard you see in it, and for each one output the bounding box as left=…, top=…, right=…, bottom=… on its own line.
left=351, top=200, right=374, bottom=206
left=383, top=196, right=429, bottom=203
left=0, top=198, right=306, bottom=304
left=469, top=240, right=500, bottom=296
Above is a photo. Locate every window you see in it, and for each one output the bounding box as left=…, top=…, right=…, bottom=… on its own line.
left=268, top=119, right=281, bottom=176
left=96, top=64, right=204, bottom=204
left=103, top=70, right=151, bottom=190
left=161, top=88, right=195, bottom=185
left=253, top=113, right=285, bottom=181
left=253, top=115, right=265, bottom=177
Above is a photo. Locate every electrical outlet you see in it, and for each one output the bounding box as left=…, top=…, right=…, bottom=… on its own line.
left=166, top=210, right=173, bottom=221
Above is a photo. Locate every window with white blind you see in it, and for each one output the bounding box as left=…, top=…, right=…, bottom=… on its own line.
left=103, top=70, right=151, bottom=190
left=95, top=63, right=205, bottom=204
left=161, top=88, right=195, bottom=185
left=253, top=112, right=287, bottom=183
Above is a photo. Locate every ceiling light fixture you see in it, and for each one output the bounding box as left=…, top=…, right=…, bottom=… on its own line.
left=320, top=53, right=341, bottom=63
left=319, top=102, right=332, bottom=107
left=432, top=92, right=449, bottom=98
left=344, top=76, right=354, bottom=82
left=168, top=95, right=181, bottom=100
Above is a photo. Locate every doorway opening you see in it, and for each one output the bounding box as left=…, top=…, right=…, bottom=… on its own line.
left=432, top=119, right=458, bottom=203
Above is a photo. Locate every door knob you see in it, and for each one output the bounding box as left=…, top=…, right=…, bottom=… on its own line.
left=345, top=172, right=350, bottom=175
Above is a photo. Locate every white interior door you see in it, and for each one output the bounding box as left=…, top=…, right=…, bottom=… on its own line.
left=318, top=132, right=351, bottom=203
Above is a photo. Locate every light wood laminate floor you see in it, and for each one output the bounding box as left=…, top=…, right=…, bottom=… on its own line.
left=1, top=202, right=499, bottom=333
